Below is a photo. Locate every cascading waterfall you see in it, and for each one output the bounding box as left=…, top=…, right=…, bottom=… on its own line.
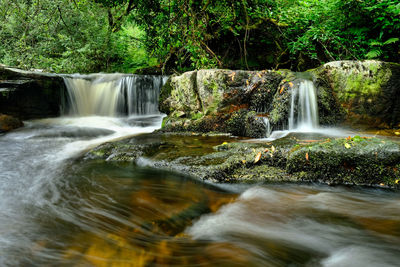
left=63, top=76, right=123, bottom=116
left=124, top=75, right=168, bottom=115
left=63, top=74, right=168, bottom=117
left=288, top=79, right=319, bottom=131
left=264, top=79, right=319, bottom=140
left=262, top=117, right=272, bottom=137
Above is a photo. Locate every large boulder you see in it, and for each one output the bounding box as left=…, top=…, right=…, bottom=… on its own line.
left=312, top=60, right=400, bottom=128
left=159, top=68, right=345, bottom=136
left=0, top=66, right=66, bottom=119
left=160, top=61, right=399, bottom=137
left=0, top=114, right=23, bottom=133
left=160, top=69, right=283, bottom=137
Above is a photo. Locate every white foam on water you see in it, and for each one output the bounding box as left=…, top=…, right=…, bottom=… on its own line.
left=186, top=185, right=400, bottom=265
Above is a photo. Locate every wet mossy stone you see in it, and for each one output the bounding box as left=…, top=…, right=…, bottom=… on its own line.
left=159, top=69, right=284, bottom=137
left=287, top=136, right=400, bottom=186
left=84, top=138, right=165, bottom=162
left=312, top=60, right=400, bottom=127
left=85, top=132, right=400, bottom=188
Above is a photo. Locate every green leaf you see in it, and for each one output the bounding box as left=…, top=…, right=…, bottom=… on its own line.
left=369, top=40, right=383, bottom=46
left=383, top=38, right=399, bottom=45
left=366, top=49, right=382, bottom=59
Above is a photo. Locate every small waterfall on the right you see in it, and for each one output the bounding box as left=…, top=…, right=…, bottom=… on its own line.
left=288, top=79, right=319, bottom=131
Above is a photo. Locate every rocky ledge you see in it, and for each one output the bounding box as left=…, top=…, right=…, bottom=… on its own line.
left=83, top=133, right=400, bottom=188
left=0, top=65, right=66, bottom=119
left=159, top=60, right=400, bottom=137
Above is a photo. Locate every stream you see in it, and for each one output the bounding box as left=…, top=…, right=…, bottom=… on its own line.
left=1, top=74, right=400, bottom=266
left=0, top=116, right=399, bottom=266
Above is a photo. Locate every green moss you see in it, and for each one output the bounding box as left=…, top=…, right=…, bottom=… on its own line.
left=190, top=112, right=203, bottom=120
left=159, top=77, right=173, bottom=114
left=287, top=137, right=400, bottom=186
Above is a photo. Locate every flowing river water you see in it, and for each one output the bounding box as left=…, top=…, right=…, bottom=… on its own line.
left=0, top=75, right=399, bottom=266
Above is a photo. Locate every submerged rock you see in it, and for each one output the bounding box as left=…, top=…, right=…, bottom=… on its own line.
left=0, top=114, right=23, bottom=132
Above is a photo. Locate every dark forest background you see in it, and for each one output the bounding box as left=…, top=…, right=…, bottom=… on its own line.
left=0, top=0, right=398, bottom=74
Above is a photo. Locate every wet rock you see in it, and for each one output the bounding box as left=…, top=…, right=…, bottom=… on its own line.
left=225, top=110, right=267, bottom=138
left=85, top=133, right=400, bottom=188
left=312, top=60, right=400, bottom=128
left=160, top=60, right=399, bottom=137
left=287, top=136, right=400, bottom=187
left=0, top=114, right=23, bottom=132
left=33, top=127, right=114, bottom=139
left=160, top=67, right=348, bottom=136
left=0, top=66, right=66, bottom=119
left=84, top=140, right=165, bottom=161
left=159, top=69, right=283, bottom=137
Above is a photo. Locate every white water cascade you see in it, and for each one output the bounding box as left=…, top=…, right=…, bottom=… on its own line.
left=0, top=73, right=170, bottom=265
left=263, top=79, right=320, bottom=140
left=63, top=74, right=168, bottom=116
left=263, top=117, right=272, bottom=137
left=288, top=79, right=319, bottom=131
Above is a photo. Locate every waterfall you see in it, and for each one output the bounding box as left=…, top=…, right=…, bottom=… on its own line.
left=262, top=117, right=272, bottom=137
left=124, top=75, right=168, bottom=115
left=288, top=79, right=319, bottom=131
left=63, top=74, right=167, bottom=117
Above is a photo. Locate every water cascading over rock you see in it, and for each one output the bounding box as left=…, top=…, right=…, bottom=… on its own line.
left=288, top=79, right=319, bottom=131
left=63, top=74, right=168, bottom=117
left=265, top=79, right=319, bottom=139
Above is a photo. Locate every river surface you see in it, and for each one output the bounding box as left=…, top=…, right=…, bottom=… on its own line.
left=0, top=116, right=400, bottom=266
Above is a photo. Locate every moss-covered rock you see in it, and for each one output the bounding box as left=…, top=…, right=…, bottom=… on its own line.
left=159, top=69, right=284, bottom=136
left=287, top=136, right=400, bottom=186
left=268, top=72, right=345, bottom=129
left=84, top=132, right=400, bottom=188
left=312, top=60, right=400, bottom=128
left=160, top=61, right=399, bottom=137
left=160, top=67, right=348, bottom=136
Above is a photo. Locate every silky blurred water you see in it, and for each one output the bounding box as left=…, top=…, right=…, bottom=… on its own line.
left=0, top=117, right=399, bottom=266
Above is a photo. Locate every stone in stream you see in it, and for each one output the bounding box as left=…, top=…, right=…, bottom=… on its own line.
left=83, top=133, right=400, bottom=188
left=0, top=66, right=66, bottom=119
left=0, top=114, right=23, bottom=133
left=159, top=60, right=400, bottom=137
left=286, top=136, right=400, bottom=186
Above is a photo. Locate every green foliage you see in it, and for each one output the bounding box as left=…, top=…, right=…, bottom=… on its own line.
left=0, top=0, right=398, bottom=73
left=109, top=23, right=158, bottom=73
left=0, top=0, right=157, bottom=73
left=0, top=0, right=109, bottom=73
left=129, top=0, right=399, bottom=72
